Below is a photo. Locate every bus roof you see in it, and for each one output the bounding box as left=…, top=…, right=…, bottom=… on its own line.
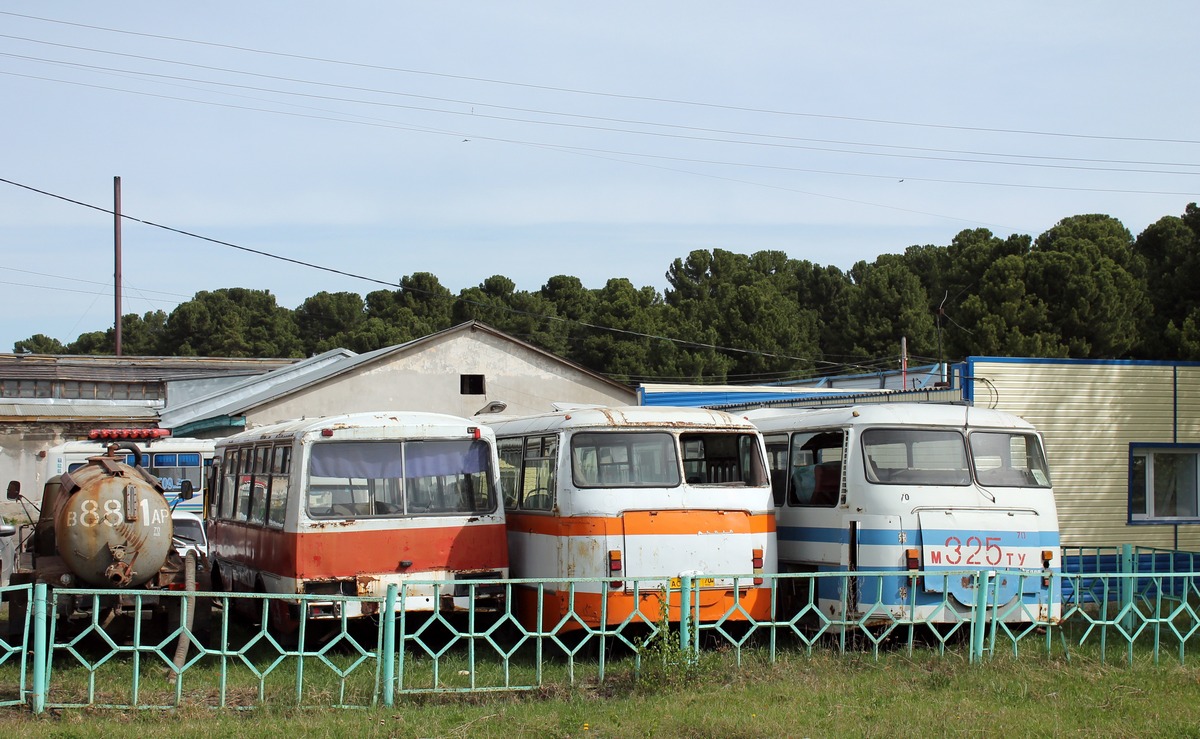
left=481, top=405, right=760, bottom=436
left=744, top=403, right=1037, bottom=433
left=216, top=411, right=493, bottom=445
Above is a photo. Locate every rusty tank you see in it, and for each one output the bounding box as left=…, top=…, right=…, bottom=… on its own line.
left=52, top=446, right=174, bottom=588
left=5, top=441, right=210, bottom=641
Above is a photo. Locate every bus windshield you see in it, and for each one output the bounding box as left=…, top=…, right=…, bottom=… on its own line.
left=969, top=431, right=1052, bottom=488
left=862, top=428, right=971, bottom=486
left=570, top=432, right=681, bottom=487
left=569, top=430, right=766, bottom=488
left=862, top=428, right=1051, bottom=488
left=306, top=439, right=495, bottom=517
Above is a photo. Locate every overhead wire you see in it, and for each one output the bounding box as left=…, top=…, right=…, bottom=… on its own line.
left=0, top=175, right=883, bottom=373
left=4, top=10, right=1199, bottom=146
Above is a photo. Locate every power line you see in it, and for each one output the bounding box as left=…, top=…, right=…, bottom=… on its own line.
left=4, top=10, right=1199, bottom=146
left=0, top=175, right=867, bottom=371
left=4, top=40, right=1200, bottom=173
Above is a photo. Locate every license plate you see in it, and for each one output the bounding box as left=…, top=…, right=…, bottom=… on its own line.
left=669, top=577, right=716, bottom=589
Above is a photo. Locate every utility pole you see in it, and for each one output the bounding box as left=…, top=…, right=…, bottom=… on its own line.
left=114, top=176, right=122, bottom=356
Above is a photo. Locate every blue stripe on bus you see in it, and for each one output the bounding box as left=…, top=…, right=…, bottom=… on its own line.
left=779, top=525, right=1060, bottom=548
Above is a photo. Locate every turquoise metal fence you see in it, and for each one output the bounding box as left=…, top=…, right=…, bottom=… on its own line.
left=0, top=583, right=31, bottom=709
left=2, top=562, right=1200, bottom=713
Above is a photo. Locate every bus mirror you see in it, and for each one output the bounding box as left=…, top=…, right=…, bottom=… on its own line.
left=6, top=480, right=19, bottom=500
left=179, top=479, right=194, bottom=500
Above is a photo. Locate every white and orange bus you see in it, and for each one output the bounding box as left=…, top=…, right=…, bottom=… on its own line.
left=483, top=406, right=776, bottom=631
left=206, top=412, right=508, bottom=632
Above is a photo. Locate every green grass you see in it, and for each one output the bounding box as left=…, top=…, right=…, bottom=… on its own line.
left=3, top=651, right=1200, bottom=737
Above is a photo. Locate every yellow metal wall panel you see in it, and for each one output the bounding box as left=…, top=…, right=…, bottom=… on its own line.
left=969, top=360, right=1200, bottom=550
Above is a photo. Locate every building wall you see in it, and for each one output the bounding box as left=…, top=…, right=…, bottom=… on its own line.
left=0, top=421, right=94, bottom=522
left=967, top=358, right=1200, bottom=550
left=244, top=330, right=636, bottom=428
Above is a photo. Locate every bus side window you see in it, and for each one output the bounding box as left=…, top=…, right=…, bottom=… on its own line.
left=764, top=434, right=789, bottom=506
left=789, top=430, right=843, bottom=507
left=220, top=448, right=239, bottom=519
left=520, top=435, right=557, bottom=511
left=267, top=445, right=289, bottom=527
left=497, top=437, right=523, bottom=511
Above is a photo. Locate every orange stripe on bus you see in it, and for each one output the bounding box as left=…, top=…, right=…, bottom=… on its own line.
left=505, top=510, right=776, bottom=537
left=209, top=521, right=508, bottom=580
left=513, top=583, right=772, bottom=631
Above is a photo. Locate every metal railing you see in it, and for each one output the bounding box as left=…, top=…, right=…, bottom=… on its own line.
left=1, top=557, right=1198, bottom=713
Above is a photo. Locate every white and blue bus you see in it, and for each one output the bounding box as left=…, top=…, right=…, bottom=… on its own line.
left=43, top=430, right=215, bottom=516
left=748, top=403, right=1061, bottom=627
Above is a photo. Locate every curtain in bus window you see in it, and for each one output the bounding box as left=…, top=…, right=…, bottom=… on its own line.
left=310, top=441, right=404, bottom=478
left=404, top=440, right=489, bottom=477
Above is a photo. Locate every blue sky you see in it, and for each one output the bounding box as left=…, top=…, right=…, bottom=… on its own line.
left=1, top=3, right=1197, bottom=352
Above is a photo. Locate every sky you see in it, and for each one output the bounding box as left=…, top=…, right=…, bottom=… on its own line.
left=1, top=3, right=1198, bottom=353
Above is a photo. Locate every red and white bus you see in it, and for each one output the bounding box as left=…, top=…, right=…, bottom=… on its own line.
left=206, top=412, right=508, bottom=631
left=483, top=406, right=776, bottom=631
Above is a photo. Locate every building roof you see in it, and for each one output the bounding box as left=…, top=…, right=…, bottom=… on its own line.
left=0, top=400, right=159, bottom=422
left=160, top=321, right=632, bottom=434
left=0, top=353, right=296, bottom=382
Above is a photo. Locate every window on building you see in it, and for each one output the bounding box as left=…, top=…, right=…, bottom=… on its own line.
left=460, top=374, right=486, bottom=395
left=1130, top=444, right=1200, bottom=523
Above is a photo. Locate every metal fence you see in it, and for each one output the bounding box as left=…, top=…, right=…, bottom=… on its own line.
left=1, top=548, right=1198, bottom=713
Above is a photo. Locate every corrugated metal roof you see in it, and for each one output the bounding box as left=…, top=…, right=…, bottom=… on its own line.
left=0, top=402, right=159, bottom=420
left=0, top=353, right=297, bottom=382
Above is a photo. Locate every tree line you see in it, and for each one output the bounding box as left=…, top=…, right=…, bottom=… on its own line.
left=16, top=205, right=1200, bottom=384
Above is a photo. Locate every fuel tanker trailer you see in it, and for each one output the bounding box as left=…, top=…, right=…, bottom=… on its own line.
left=4, top=441, right=210, bottom=641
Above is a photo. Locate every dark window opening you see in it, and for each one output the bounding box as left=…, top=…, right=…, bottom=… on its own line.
left=460, top=374, right=486, bottom=395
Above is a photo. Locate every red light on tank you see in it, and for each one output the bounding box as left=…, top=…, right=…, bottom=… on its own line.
left=88, top=428, right=170, bottom=440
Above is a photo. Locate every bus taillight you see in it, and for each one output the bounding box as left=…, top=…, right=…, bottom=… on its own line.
left=905, top=548, right=921, bottom=571
left=752, top=547, right=764, bottom=585
left=608, top=550, right=622, bottom=589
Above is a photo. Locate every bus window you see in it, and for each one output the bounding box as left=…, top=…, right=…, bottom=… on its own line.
left=248, top=446, right=270, bottom=524
left=267, top=445, right=290, bottom=527
left=789, top=431, right=843, bottom=507
left=498, top=437, right=523, bottom=510
left=521, top=435, right=557, bottom=511
left=970, top=432, right=1051, bottom=488
left=570, top=432, right=680, bottom=487
left=862, top=428, right=970, bottom=486
left=763, top=434, right=789, bottom=506
left=220, top=448, right=239, bottom=519
left=307, top=438, right=495, bottom=518
left=681, top=432, right=764, bottom=486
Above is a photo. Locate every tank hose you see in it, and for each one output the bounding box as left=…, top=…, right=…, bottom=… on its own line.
left=172, top=551, right=197, bottom=683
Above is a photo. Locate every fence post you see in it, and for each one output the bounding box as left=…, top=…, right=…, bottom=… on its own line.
left=678, top=574, right=692, bottom=662
left=31, top=583, right=47, bottom=715
left=1119, top=543, right=1135, bottom=633
left=970, top=571, right=990, bottom=663
left=381, top=583, right=398, bottom=707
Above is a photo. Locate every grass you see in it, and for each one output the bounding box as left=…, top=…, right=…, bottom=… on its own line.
left=5, top=590, right=1200, bottom=735
left=2, top=651, right=1200, bottom=737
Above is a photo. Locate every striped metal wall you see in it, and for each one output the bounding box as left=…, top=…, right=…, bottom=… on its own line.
left=966, top=358, right=1200, bottom=550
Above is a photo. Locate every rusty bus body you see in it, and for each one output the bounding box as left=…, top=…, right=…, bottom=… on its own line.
left=206, top=412, right=508, bottom=633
